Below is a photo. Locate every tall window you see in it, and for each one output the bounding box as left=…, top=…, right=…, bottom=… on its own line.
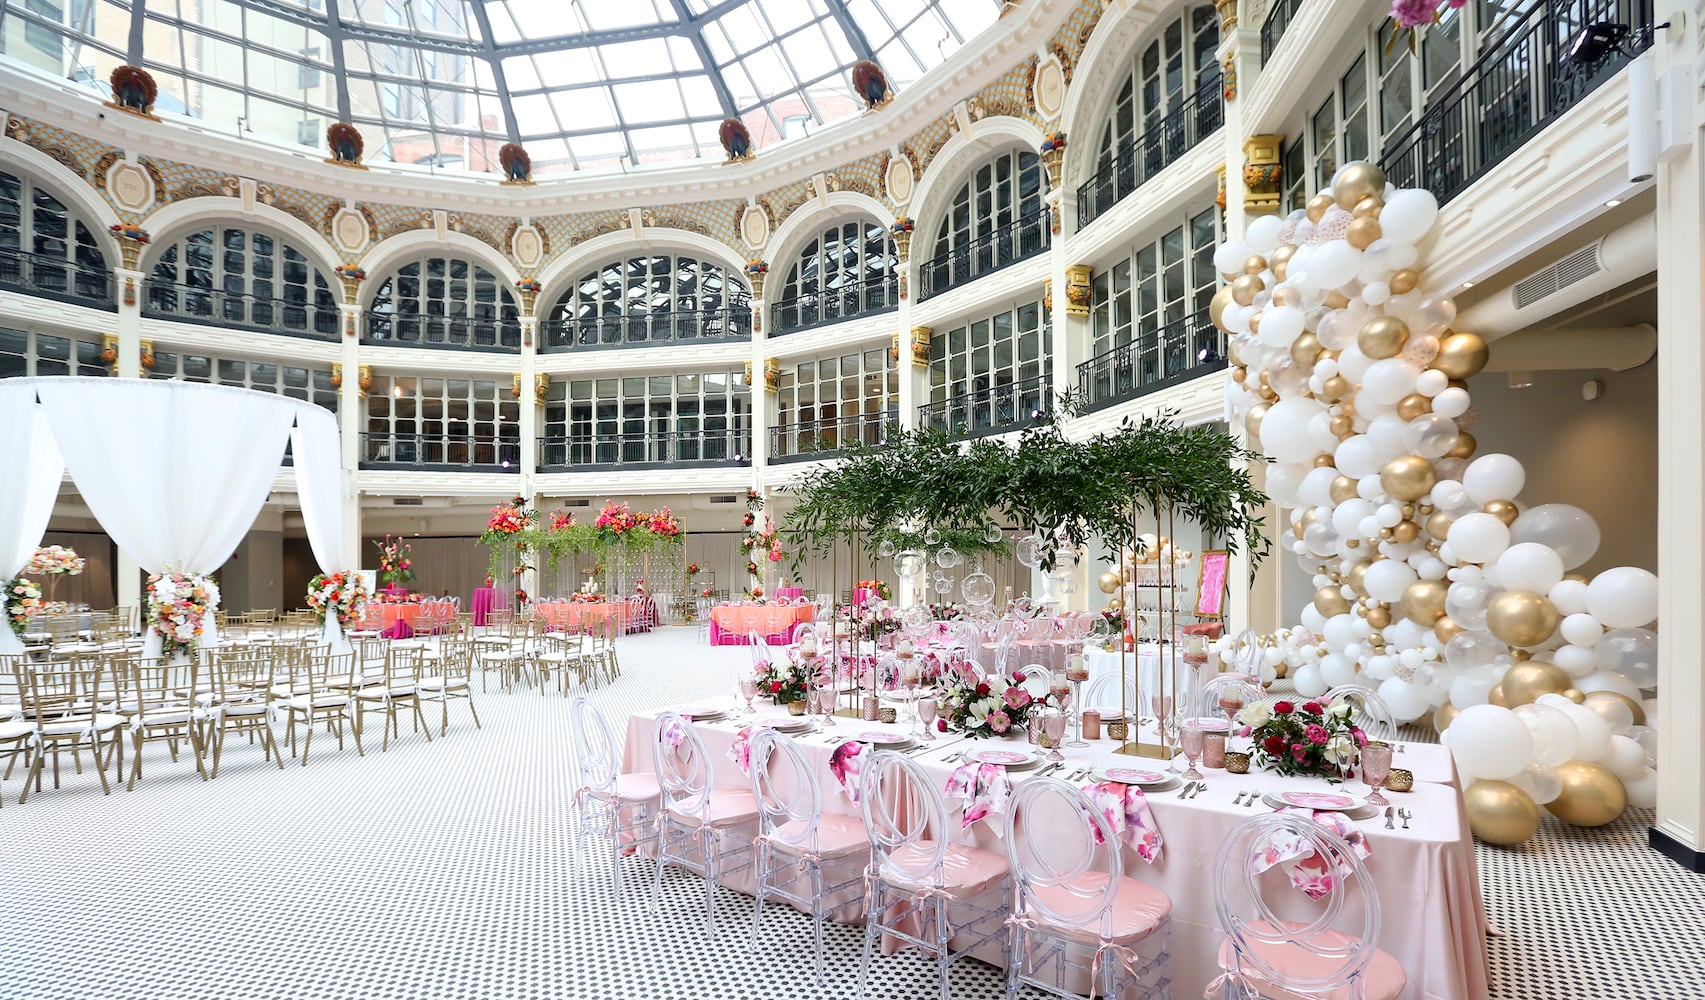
left=920, top=149, right=1049, bottom=299
left=368, top=256, right=522, bottom=351
left=0, top=169, right=111, bottom=306
left=145, top=227, right=338, bottom=337
left=0, top=327, right=108, bottom=379
left=773, top=221, right=899, bottom=332
left=541, top=252, right=750, bottom=350
left=542, top=371, right=751, bottom=467
left=1084, top=207, right=1222, bottom=407
left=363, top=374, right=519, bottom=468
left=144, top=347, right=338, bottom=413
left=922, top=299, right=1050, bottom=437
left=773, top=347, right=898, bottom=458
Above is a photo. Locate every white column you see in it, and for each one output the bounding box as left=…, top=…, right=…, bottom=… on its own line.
left=114, top=264, right=144, bottom=616
left=518, top=317, right=538, bottom=479
left=338, top=304, right=363, bottom=570
left=1651, top=0, right=1705, bottom=869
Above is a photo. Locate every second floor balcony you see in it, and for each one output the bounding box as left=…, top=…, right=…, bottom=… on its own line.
left=359, top=431, right=522, bottom=472
left=365, top=310, right=522, bottom=352
left=1078, top=312, right=1225, bottom=412
left=918, top=371, right=1052, bottom=440
left=144, top=279, right=336, bottom=339
left=769, top=410, right=891, bottom=463
left=918, top=210, right=1052, bottom=302
left=540, top=301, right=753, bottom=351
left=1075, top=75, right=1223, bottom=230
left=0, top=249, right=114, bottom=310
left=770, top=274, right=899, bottom=335
left=539, top=426, right=751, bottom=471
left=1260, top=0, right=1307, bottom=64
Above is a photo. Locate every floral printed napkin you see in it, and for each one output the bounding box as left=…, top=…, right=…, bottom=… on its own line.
left=1079, top=781, right=1165, bottom=863
left=1256, top=808, right=1374, bottom=900
left=726, top=724, right=756, bottom=774
left=829, top=740, right=864, bottom=804
left=943, top=762, right=1012, bottom=834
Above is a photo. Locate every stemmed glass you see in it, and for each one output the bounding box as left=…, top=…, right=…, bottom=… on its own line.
left=1179, top=719, right=1207, bottom=781
left=1043, top=710, right=1067, bottom=763
left=918, top=696, right=938, bottom=740
left=737, top=674, right=758, bottom=716
left=1151, top=695, right=1176, bottom=771
left=1050, top=669, right=1073, bottom=741
left=1361, top=742, right=1394, bottom=807
left=1064, top=655, right=1090, bottom=748
left=900, top=657, right=922, bottom=728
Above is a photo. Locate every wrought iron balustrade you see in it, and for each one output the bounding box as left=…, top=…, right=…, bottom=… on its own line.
left=538, top=428, right=751, bottom=469
left=770, top=274, right=899, bottom=334
left=917, top=210, right=1052, bottom=301
left=359, top=432, right=521, bottom=471
left=916, top=371, right=1053, bottom=439
left=769, top=411, right=892, bottom=461
left=1075, top=75, right=1223, bottom=229
left=1077, top=312, right=1224, bottom=411
left=144, top=280, right=340, bottom=339
left=0, top=249, right=114, bottom=309
left=539, top=299, right=753, bottom=351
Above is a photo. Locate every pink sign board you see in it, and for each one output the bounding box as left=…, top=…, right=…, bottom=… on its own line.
left=1195, top=550, right=1229, bottom=619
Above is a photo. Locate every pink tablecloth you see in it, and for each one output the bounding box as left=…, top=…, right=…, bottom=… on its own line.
left=622, top=705, right=1489, bottom=1000
left=471, top=587, right=503, bottom=627
left=772, top=587, right=804, bottom=601
left=537, top=601, right=630, bottom=632
left=708, top=604, right=815, bottom=645
left=379, top=603, right=421, bottom=639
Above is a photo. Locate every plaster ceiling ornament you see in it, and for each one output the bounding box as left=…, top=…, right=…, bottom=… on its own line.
left=1215, top=162, right=1660, bottom=844
left=740, top=204, right=770, bottom=249
left=884, top=152, right=914, bottom=205
left=104, top=159, right=156, bottom=213
left=332, top=207, right=371, bottom=254
left=511, top=224, right=544, bottom=269
left=1032, top=52, right=1066, bottom=120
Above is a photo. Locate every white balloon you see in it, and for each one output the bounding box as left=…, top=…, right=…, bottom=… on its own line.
left=1332, top=499, right=1373, bottom=538
left=1259, top=305, right=1307, bottom=348
left=1320, top=653, right=1358, bottom=688
left=1446, top=704, right=1534, bottom=779
left=1538, top=697, right=1612, bottom=762
left=1449, top=663, right=1503, bottom=708
left=1415, top=369, right=1448, bottom=397
left=1310, top=240, right=1364, bottom=288
left=1214, top=240, right=1254, bottom=275
left=1380, top=188, right=1440, bottom=244
left=1585, top=567, right=1659, bottom=629
left=1593, top=628, right=1658, bottom=688
left=1558, top=613, right=1601, bottom=647
left=1430, top=386, right=1470, bottom=419
left=1518, top=763, right=1564, bottom=805
left=1298, top=466, right=1342, bottom=507
left=1510, top=504, right=1601, bottom=569
left=1362, top=281, right=1391, bottom=305
left=1333, top=435, right=1383, bottom=479
left=1256, top=398, right=1329, bottom=464
left=1357, top=475, right=1385, bottom=500
left=1290, top=664, right=1328, bottom=698
left=1624, top=766, right=1658, bottom=809
left=1447, top=513, right=1511, bottom=564
left=1549, top=579, right=1590, bottom=616
left=1361, top=358, right=1422, bottom=406
left=1362, top=655, right=1395, bottom=681
left=1551, top=644, right=1599, bottom=679
left=1579, top=668, right=1644, bottom=703
left=1495, top=543, right=1565, bottom=594
left=1463, top=453, right=1526, bottom=504
left=1246, top=215, right=1284, bottom=254
left=1603, top=735, right=1645, bottom=778
left=1337, top=342, right=1372, bottom=384
left=1365, top=559, right=1417, bottom=603
left=1377, top=676, right=1430, bottom=723
left=1514, top=703, right=1579, bottom=767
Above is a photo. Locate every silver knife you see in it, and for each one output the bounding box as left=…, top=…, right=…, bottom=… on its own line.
left=1177, top=781, right=1197, bottom=799
left=1383, top=805, right=1396, bottom=829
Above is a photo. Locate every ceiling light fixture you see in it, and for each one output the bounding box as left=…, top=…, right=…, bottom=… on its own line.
left=1508, top=370, right=1535, bottom=390
left=1605, top=198, right=1623, bottom=207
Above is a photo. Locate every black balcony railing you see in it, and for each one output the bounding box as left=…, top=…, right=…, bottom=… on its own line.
left=359, top=432, right=521, bottom=471
left=770, top=273, right=899, bottom=334
left=1383, top=0, right=1656, bottom=206
left=143, top=279, right=338, bottom=339
left=917, top=372, right=1052, bottom=439
left=538, top=428, right=751, bottom=470
left=365, top=310, right=522, bottom=351
left=0, top=250, right=114, bottom=309
left=1077, top=312, right=1226, bottom=412
left=539, top=300, right=753, bottom=351
left=1260, top=0, right=1307, bottom=63
left=918, top=210, right=1052, bottom=301
left=769, top=411, right=892, bottom=462
left=1076, top=75, right=1223, bottom=229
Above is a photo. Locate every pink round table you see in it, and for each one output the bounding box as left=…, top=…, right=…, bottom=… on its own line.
left=471, top=587, right=504, bottom=627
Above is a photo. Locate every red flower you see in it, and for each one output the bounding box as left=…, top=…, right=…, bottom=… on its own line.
left=1273, top=701, right=1295, bottom=715
left=770, top=681, right=783, bottom=693
left=1263, top=735, right=1287, bottom=755
left=1302, top=701, right=1324, bottom=715
left=936, top=718, right=949, bottom=733
left=974, top=682, right=990, bottom=696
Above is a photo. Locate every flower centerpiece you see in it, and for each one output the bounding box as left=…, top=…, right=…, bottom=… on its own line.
left=937, top=665, right=1057, bottom=738
left=306, top=571, right=370, bottom=626
left=374, top=534, right=415, bottom=588
left=856, top=579, right=892, bottom=602
left=744, top=585, right=766, bottom=602
left=927, top=602, right=964, bottom=622
left=1242, top=698, right=1368, bottom=781
left=26, top=544, right=85, bottom=602
left=6, top=576, right=43, bottom=639
left=752, top=652, right=808, bottom=708
left=145, top=571, right=220, bottom=659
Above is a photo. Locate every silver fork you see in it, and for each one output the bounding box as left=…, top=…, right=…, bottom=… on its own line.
left=1232, top=791, right=1248, bottom=806
left=1399, top=807, right=1412, bottom=830
left=1246, top=788, right=1260, bottom=807
left=1191, top=780, right=1206, bottom=799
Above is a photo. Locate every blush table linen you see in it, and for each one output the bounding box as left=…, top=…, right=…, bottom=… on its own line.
left=622, top=703, right=1489, bottom=1000
left=707, top=604, right=816, bottom=645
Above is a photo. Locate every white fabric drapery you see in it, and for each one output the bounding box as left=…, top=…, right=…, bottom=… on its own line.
left=3, top=378, right=343, bottom=657
left=0, top=398, right=65, bottom=655
left=290, top=406, right=351, bottom=652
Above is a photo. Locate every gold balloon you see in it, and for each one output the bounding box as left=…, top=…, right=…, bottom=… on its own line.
left=1272, top=260, right=1288, bottom=282
left=1434, top=331, right=1490, bottom=379
left=1334, top=162, right=1387, bottom=209
left=1425, top=512, right=1455, bottom=540
left=1587, top=691, right=1647, bottom=726
left=1245, top=402, right=1269, bottom=441
left=1366, top=605, right=1392, bottom=628
left=1563, top=688, right=1586, bottom=704
left=1483, top=499, right=1519, bottom=526
left=1434, top=701, right=1459, bottom=733
left=1396, top=393, right=1432, bottom=420
left=1313, top=454, right=1337, bottom=468
left=1323, top=291, right=1351, bottom=310
left=1545, top=761, right=1628, bottom=827
left=1392, top=520, right=1420, bottom=543
left=1488, top=684, right=1509, bottom=708
left=1448, top=431, right=1478, bottom=460
left=1389, top=269, right=1420, bottom=295
left=1097, top=571, right=1121, bottom=595
left=1231, top=365, right=1248, bottom=383
left=1106, top=595, right=1124, bottom=611
left=1434, top=615, right=1464, bottom=644
left=1120, top=567, right=1132, bottom=584
left=1358, top=316, right=1410, bottom=360
left=1249, top=310, right=1263, bottom=334
left=1314, top=587, right=1350, bottom=617
left=1329, top=475, right=1359, bottom=504
left=1346, top=216, right=1382, bottom=250
left=1209, top=285, right=1237, bottom=331
left=1243, top=255, right=1268, bottom=275
left=1465, top=780, right=1541, bottom=846
left=1500, top=660, right=1572, bottom=707
left=1231, top=274, right=1264, bottom=307
left=1329, top=414, right=1355, bottom=438
left=1271, top=244, right=1295, bottom=268
left=1352, top=196, right=1384, bottom=219
left=1306, top=193, right=1334, bottom=223
left=1290, top=332, right=1324, bottom=369
left=1380, top=455, right=1437, bottom=502
left=1486, top=589, right=1561, bottom=647
left=1346, top=561, right=1371, bottom=599
left=1321, top=376, right=1351, bottom=402
left=1400, top=579, right=1448, bottom=625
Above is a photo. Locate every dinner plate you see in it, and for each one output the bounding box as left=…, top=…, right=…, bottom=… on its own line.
left=967, top=748, right=1042, bottom=769
left=1265, top=790, right=1367, bottom=812
left=758, top=717, right=815, bottom=732
left=1091, top=766, right=1173, bottom=788
left=681, top=706, right=729, bottom=722
left=855, top=731, right=914, bottom=748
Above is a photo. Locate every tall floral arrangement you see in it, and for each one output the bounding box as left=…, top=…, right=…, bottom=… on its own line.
left=306, top=571, right=370, bottom=626
left=740, top=489, right=784, bottom=584
left=27, top=545, right=84, bottom=577
left=145, top=571, right=220, bottom=658
left=480, top=496, right=536, bottom=582
left=752, top=652, right=808, bottom=705
left=6, top=576, right=42, bottom=639
left=1242, top=698, right=1368, bottom=781
left=856, top=579, right=892, bottom=601
left=374, top=534, right=415, bottom=586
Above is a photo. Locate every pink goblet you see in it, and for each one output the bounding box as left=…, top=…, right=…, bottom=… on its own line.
left=1179, top=720, right=1207, bottom=781
left=1361, top=742, right=1393, bottom=807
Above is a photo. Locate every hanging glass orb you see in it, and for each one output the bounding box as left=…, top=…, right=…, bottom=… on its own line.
left=924, top=528, right=941, bottom=546
left=935, top=546, right=961, bottom=569
left=962, top=571, right=996, bottom=607
left=877, top=539, right=896, bottom=559
left=1015, top=535, right=1042, bottom=569
left=894, top=549, right=926, bottom=578
left=986, top=523, right=1004, bottom=545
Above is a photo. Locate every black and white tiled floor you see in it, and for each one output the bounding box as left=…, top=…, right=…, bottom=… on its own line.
left=1, top=629, right=1700, bottom=999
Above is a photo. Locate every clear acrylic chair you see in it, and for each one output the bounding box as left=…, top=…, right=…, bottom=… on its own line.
left=1003, top=777, right=1172, bottom=1000
left=857, top=749, right=1012, bottom=1000
left=747, top=728, right=870, bottom=983
left=1321, top=685, right=1398, bottom=743
left=1209, top=812, right=1406, bottom=1000
left=649, top=711, right=759, bottom=936
left=569, top=697, right=659, bottom=894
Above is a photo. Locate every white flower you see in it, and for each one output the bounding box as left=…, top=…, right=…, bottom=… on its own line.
left=1325, top=734, right=1359, bottom=765
left=1236, top=702, right=1272, bottom=728
left=1328, top=700, right=1353, bottom=719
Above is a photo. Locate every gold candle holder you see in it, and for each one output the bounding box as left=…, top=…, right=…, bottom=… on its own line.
left=1224, top=751, right=1250, bottom=774
left=1385, top=767, right=1413, bottom=792
left=1105, top=718, right=1128, bottom=742
left=878, top=707, right=897, bottom=724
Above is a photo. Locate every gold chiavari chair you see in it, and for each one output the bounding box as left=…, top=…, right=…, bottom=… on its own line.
left=476, top=616, right=535, bottom=692
left=0, top=655, right=33, bottom=796
left=14, top=659, right=127, bottom=801
left=354, top=645, right=430, bottom=752
left=536, top=620, right=593, bottom=693
left=280, top=648, right=363, bottom=765
left=121, top=656, right=208, bottom=789
left=417, top=636, right=481, bottom=736
left=202, top=647, right=284, bottom=777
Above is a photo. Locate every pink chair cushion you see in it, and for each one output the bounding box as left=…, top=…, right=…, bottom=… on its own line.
left=884, top=841, right=1010, bottom=897
left=612, top=772, right=659, bottom=802
left=770, top=813, right=871, bottom=858
left=669, top=788, right=760, bottom=829
left=1216, top=921, right=1406, bottom=1000
left=1027, top=872, right=1172, bottom=943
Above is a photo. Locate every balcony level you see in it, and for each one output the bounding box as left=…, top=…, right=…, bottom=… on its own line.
left=917, top=210, right=1052, bottom=302
left=364, top=310, right=522, bottom=352
left=0, top=249, right=114, bottom=311
left=539, top=300, right=753, bottom=352
left=918, top=371, right=1052, bottom=441
left=538, top=427, right=752, bottom=472
left=359, top=431, right=522, bottom=473
left=1078, top=312, right=1226, bottom=413
left=1075, top=75, right=1223, bottom=231
left=770, top=274, right=898, bottom=337
left=143, top=278, right=336, bottom=340
left=768, top=411, right=892, bottom=464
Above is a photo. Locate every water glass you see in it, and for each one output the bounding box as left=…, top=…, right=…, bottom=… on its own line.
left=737, top=676, right=758, bottom=715
left=1043, top=710, right=1067, bottom=763
left=1361, top=742, right=1394, bottom=807
left=918, top=696, right=938, bottom=740
left=1180, top=720, right=1207, bottom=781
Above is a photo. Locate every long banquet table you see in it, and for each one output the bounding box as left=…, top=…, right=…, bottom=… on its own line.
left=707, top=603, right=815, bottom=645
left=622, top=700, right=1489, bottom=1000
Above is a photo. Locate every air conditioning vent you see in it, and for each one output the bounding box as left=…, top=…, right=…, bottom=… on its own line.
left=391, top=497, right=424, bottom=506
left=709, top=494, right=739, bottom=504
left=562, top=498, right=589, bottom=508
left=1512, top=242, right=1603, bottom=310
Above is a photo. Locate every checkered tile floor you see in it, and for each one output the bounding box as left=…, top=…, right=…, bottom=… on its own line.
left=0, top=629, right=1699, bottom=999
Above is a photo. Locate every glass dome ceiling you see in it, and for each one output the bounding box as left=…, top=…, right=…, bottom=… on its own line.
left=0, top=0, right=999, bottom=175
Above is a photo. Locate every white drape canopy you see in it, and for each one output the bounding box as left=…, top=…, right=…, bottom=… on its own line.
left=0, top=377, right=345, bottom=655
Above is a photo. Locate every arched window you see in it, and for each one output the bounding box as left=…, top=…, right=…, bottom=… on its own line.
left=367, top=256, right=522, bottom=351
left=773, top=220, right=898, bottom=333
left=921, top=297, right=1051, bottom=438
left=0, top=170, right=111, bottom=307
left=540, top=253, right=749, bottom=351
left=920, top=149, right=1049, bottom=300
left=1077, top=5, right=1222, bottom=227
left=145, top=227, right=338, bottom=338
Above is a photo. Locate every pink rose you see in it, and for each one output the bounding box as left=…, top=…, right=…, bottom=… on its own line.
left=1389, top=0, right=1437, bottom=28
left=1352, top=726, right=1368, bottom=746
left=988, top=710, right=1011, bottom=735
left=1292, top=744, right=1311, bottom=762
left=1305, top=724, right=1329, bottom=745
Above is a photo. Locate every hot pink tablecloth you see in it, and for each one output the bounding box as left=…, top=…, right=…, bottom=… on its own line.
left=471, top=587, right=503, bottom=627
left=379, top=603, right=421, bottom=639
left=708, top=604, right=815, bottom=645
left=772, top=587, right=804, bottom=601
left=622, top=705, right=1489, bottom=1000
